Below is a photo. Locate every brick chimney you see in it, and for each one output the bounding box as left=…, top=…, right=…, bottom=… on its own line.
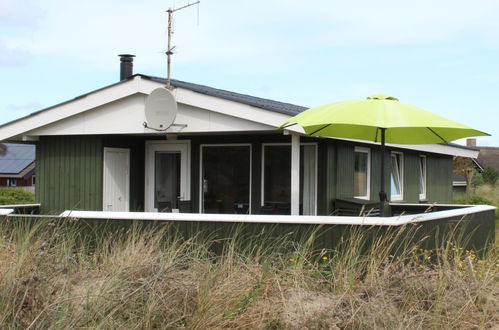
left=466, top=138, right=477, bottom=147
left=119, top=54, right=135, bottom=81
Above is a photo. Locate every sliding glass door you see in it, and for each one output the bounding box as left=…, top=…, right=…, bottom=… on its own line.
left=261, top=144, right=317, bottom=215
left=201, top=145, right=251, bottom=214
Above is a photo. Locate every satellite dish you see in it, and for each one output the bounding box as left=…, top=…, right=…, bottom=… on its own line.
left=144, top=88, right=178, bottom=130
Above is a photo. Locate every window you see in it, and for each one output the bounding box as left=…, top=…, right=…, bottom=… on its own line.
left=390, top=152, right=403, bottom=201
left=261, top=144, right=317, bottom=215
left=419, top=155, right=427, bottom=201
left=6, top=179, right=17, bottom=187
left=354, top=147, right=370, bottom=199
left=201, top=145, right=251, bottom=214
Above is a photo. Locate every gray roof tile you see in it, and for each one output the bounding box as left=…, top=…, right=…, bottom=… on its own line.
left=145, top=75, right=308, bottom=116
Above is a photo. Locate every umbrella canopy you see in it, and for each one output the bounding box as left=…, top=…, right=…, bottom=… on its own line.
left=281, top=94, right=489, bottom=216
left=281, top=94, right=489, bottom=144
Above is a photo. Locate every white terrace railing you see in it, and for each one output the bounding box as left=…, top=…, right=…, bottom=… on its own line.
left=50, top=204, right=494, bottom=226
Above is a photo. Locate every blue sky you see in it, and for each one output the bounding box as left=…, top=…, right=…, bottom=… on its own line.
left=1, top=0, right=498, bottom=145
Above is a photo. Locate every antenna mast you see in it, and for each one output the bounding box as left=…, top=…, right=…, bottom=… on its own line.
left=166, top=1, right=200, bottom=89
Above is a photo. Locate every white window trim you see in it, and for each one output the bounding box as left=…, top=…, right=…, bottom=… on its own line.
left=144, top=140, right=191, bottom=212
left=199, top=144, right=252, bottom=214
left=419, top=155, right=427, bottom=201
left=390, top=151, right=404, bottom=201
left=261, top=142, right=318, bottom=215
left=354, top=147, right=371, bottom=200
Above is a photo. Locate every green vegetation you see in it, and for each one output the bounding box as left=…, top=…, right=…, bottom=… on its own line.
left=0, top=220, right=496, bottom=329
left=0, top=188, right=35, bottom=205
left=483, top=167, right=499, bottom=186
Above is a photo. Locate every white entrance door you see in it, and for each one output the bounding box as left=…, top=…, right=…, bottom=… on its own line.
left=145, top=141, right=190, bottom=212
left=103, top=148, right=130, bottom=211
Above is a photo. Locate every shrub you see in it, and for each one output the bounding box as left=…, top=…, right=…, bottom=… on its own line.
left=470, top=171, right=484, bottom=188
left=0, top=187, right=35, bottom=205
left=482, top=166, right=499, bottom=185
left=454, top=194, right=492, bottom=205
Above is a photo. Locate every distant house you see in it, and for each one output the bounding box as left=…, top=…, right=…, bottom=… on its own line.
left=0, top=143, right=36, bottom=193
left=0, top=56, right=478, bottom=214
left=452, top=173, right=467, bottom=197
left=476, top=149, right=499, bottom=173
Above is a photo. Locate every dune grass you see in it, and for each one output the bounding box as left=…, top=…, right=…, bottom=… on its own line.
left=455, top=183, right=499, bottom=239
left=0, top=219, right=497, bottom=329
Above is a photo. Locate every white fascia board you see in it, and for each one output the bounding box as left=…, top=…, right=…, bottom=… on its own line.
left=128, top=78, right=294, bottom=132
left=0, top=77, right=144, bottom=141
left=135, top=79, right=297, bottom=129
left=330, top=137, right=479, bottom=158
left=171, top=88, right=302, bottom=133
left=1, top=76, right=300, bottom=141
left=26, top=95, right=275, bottom=136
left=394, top=143, right=479, bottom=158
left=58, top=205, right=495, bottom=226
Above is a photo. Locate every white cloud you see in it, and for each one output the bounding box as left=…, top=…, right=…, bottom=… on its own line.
left=4, top=0, right=499, bottom=74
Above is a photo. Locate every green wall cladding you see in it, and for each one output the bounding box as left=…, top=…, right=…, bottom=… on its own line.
left=328, top=141, right=453, bottom=207
left=36, top=136, right=103, bottom=214
left=35, top=133, right=454, bottom=215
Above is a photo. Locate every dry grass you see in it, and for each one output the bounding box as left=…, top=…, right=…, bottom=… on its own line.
left=0, top=219, right=497, bottom=329
left=457, top=183, right=499, bottom=239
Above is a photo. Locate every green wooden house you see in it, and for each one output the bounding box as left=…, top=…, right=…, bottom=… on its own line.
left=0, top=56, right=479, bottom=216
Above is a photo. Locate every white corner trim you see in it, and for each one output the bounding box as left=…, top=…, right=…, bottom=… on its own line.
left=290, top=134, right=300, bottom=215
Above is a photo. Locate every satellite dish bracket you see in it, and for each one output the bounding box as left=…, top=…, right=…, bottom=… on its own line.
left=143, top=122, right=187, bottom=132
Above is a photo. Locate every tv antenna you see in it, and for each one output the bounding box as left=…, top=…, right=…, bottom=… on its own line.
left=166, top=1, right=200, bottom=89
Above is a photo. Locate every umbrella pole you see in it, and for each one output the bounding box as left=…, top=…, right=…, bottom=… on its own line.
left=379, top=128, right=388, bottom=216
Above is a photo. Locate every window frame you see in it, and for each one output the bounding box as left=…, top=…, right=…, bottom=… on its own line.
left=390, top=151, right=404, bottom=201
left=353, top=147, right=371, bottom=200
left=419, top=155, right=427, bottom=201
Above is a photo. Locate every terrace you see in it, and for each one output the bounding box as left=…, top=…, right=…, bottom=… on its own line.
left=0, top=202, right=495, bottom=253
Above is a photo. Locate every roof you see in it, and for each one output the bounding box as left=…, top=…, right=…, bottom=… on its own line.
left=0, top=74, right=481, bottom=158
left=146, top=75, right=307, bottom=116
left=476, top=147, right=499, bottom=171
left=0, top=74, right=307, bottom=132
left=0, top=143, right=35, bottom=174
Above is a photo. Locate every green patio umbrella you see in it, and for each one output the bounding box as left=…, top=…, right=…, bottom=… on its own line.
left=281, top=94, right=489, bottom=215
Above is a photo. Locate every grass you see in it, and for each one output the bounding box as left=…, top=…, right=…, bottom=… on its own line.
left=454, top=183, right=499, bottom=238
left=0, top=218, right=497, bottom=329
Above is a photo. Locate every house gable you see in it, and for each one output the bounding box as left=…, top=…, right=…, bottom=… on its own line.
left=0, top=76, right=295, bottom=140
